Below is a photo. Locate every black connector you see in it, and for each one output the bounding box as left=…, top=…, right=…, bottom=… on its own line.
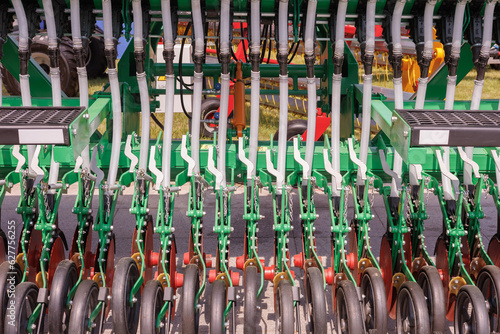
left=277, top=53, right=288, bottom=75
left=134, top=51, right=146, bottom=74
left=220, top=53, right=231, bottom=74
left=105, top=47, right=118, bottom=69
left=193, top=55, right=204, bottom=73
left=19, top=50, right=30, bottom=76
left=48, top=48, right=60, bottom=68
left=163, top=49, right=175, bottom=76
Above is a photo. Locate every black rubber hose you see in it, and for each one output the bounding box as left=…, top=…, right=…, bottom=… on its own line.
left=240, top=22, right=249, bottom=63
left=150, top=113, right=164, bottom=130
left=260, top=24, right=268, bottom=63
left=179, top=23, right=192, bottom=119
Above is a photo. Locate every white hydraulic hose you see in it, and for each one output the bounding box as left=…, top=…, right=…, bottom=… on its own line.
left=103, top=0, right=122, bottom=187
left=464, top=0, right=497, bottom=185
left=41, top=0, right=62, bottom=107
left=304, top=0, right=317, bottom=178
left=442, top=0, right=467, bottom=200
left=470, top=2, right=495, bottom=109
left=191, top=72, right=203, bottom=174
left=217, top=74, right=230, bottom=187
left=276, top=0, right=289, bottom=189
left=415, top=0, right=436, bottom=109
left=390, top=0, right=406, bottom=197
left=248, top=0, right=261, bottom=176
left=132, top=0, right=150, bottom=172
left=42, top=0, right=62, bottom=192
left=161, top=0, right=175, bottom=187
left=12, top=0, right=35, bottom=170
left=70, top=0, right=90, bottom=170
left=12, top=0, right=31, bottom=106
left=358, top=0, right=376, bottom=185
left=331, top=0, right=348, bottom=192
left=190, top=0, right=204, bottom=174
left=217, top=0, right=231, bottom=187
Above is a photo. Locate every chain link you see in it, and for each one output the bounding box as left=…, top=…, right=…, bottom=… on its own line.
left=425, top=176, right=431, bottom=206
left=22, top=170, right=28, bottom=200
left=405, top=186, right=412, bottom=224
left=369, top=177, right=375, bottom=207
left=484, top=174, right=490, bottom=199
left=41, top=182, right=50, bottom=219
left=287, top=186, right=293, bottom=224
left=343, top=185, right=350, bottom=225
left=253, top=178, right=258, bottom=213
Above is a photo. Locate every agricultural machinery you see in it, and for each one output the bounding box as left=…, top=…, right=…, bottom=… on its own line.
left=1, top=0, right=500, bottom=333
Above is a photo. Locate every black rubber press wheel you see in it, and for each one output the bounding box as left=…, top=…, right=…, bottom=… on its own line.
left=48, top=260, right=79, bottom=333
left=210, top=279, right=227, bottom=334
left=181, top=264, right=200, bottom=334
left=416, top=265, right=446, bottom=333
left=336, top=279, right=364, bottom=334
left=454, top=285, right=490, bottom=334
left=276, top=279, right=294, bottom=334
left=67, top=280, right=100, bottom=334
left=477, top=265, right=500, bottom=333
left=111, top=257, right=141, bottom=334
left=244, top=265, right=259, bottom=334
left=360, top=267, right=388, bottom=334
left=305, top=267, right=327, bottom=334
left=4, top=282, right=38, bottom=334
left=140, top=280, right=165, bottom=334
left=1, top=262, right=22, bottom=333
left=396, top=281, right=430, bottom=334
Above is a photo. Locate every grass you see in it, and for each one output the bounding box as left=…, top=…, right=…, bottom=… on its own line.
left=3, top=65, right=500, bottom=140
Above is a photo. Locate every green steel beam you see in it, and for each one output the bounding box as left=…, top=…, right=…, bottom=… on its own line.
left=0, top=140, right=497, bottom=183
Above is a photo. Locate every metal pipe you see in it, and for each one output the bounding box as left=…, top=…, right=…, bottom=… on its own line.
left=103, top=0, right=122, bottom=187
left=357, top=0, right=376, bottom=185
left=41, top=0, right=62, bottom=107
left=276, top=0, right=290, bottom=189
left=304, top=0, right=318, bottom=178
left=71, top=0, right=90, bottom=169
left=442, top=0, right=467, bottom=200
left=161, top=0, right=175, bottom=187
left=248, top=0, right=261, bottom=176
left=190, top=0, right=205, bottom=174
left=389, top=0, right=406, bottom=197
left=133, top=0, right=150, bottom=172
left=464, top=0, right=497, bottom=185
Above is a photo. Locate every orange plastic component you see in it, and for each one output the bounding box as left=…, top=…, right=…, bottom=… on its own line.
left=293, top=253, right=304, bottom=268
left=230, top=61, right=246, bottom=137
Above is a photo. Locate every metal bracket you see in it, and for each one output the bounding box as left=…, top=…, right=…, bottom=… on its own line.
left=293, top=137, right=309, bottom=180
left=90, top=146, right=104, bottom=187
left=207, top=146, right=223, bottom=189
left=435, top=149, right=460, bottom=198
left=265, top=149, right=281, bottom=182
left=238, top=137, right=254, bottom=180
left=491, top=149, right=500, bottom=187
left=30, top=145, right=45, bottom=185
left=322, top=149, right=342, bottom=191
left=124, top=135, right=139, bottom=173
left=379, top=149, right=402, bottom=191
left=13, top=145, right=25, bottom=173
left=409, top=164, right=423, bottom=185
left=347, top=138, right=367, bottom=180
left=148, top=146, right=163, bottom=191
left=457, top=147, right=480, bottom=179
left=74, top=156, right=84, bottom=173
left=180, top=135, right=195, bottom=177
left=47, top=151, right=60, bottom=193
